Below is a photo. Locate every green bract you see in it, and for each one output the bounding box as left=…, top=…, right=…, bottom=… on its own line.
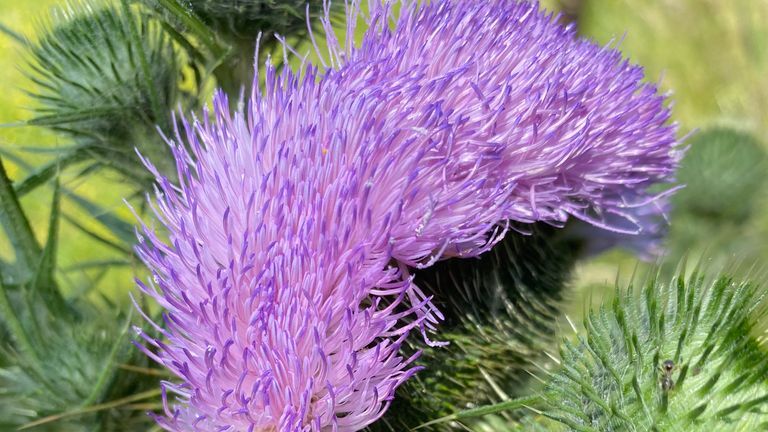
left=542, top=269, right=768, bottom=431
left=372, top=225, right=578, bottom=431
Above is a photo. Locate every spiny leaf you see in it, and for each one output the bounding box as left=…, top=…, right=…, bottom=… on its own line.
left=0, top=20, right=27, bottom=45
left=12, top=146, right=90, bottom=197
left=63, top=213, right=133, bottom=256
left=0, top=296, right=158, bottom=431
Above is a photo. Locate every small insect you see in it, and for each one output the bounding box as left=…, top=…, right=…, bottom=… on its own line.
left=660, top=359, right=675, bottom=391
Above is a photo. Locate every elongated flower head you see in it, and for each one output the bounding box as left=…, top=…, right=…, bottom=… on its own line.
left=134, top=1, right=681, bottom=430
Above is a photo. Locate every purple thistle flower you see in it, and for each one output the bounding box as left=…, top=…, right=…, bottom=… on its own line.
left=133, top=1, right=681, bottom=430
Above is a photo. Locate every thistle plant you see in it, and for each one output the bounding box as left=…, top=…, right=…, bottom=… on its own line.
left=0, top=159, right=160, bottom=431
left=541, top=268, right=768, bottom=431
left=24, top=0, right=180, bottom=189
left=420, top=265, right=768, bottom=431
left=1, top=0, right=768, bottom=431
left=132, top=1, right=681, bottom=429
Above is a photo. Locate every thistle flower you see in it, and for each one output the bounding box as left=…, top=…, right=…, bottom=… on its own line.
left=134, top=1, right=680, bottom=430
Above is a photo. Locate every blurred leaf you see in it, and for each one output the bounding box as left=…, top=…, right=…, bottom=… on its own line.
left=674, top=128, right=767, bottom=224
left=664, top=128, right=768, bottom=270
left=0, top=20, right=27, bottom=45
left=63, top=189, right=136, bottom=247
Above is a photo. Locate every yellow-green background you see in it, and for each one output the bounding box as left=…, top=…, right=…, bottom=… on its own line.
left=1, top=0, right=767, bottom=306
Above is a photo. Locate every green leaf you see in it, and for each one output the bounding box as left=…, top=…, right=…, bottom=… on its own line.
left=0, top=157, right=41, bottom=281
left=0, top=20, right=27, bottom=45
left=0, top=146, right=33, bottom=171
left=17, top=388, right=162, bottom=431
left=14, top=146, right=90, bottom=197
left=63, top=189, right=136, bottom=246
left=62, top=213, right=133, bottom=256
left=29, top=179, right=70, bottom=315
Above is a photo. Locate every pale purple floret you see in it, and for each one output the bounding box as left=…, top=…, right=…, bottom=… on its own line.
left=133, top=1, right=681, bottom=430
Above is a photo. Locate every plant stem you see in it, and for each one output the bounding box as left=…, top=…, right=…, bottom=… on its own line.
left=413, top=395, right=542, bottom=430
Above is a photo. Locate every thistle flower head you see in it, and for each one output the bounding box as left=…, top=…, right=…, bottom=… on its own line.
left=134, top=1, right=681, bottom=430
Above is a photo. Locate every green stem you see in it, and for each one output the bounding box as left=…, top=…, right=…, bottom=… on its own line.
left=413, top=395, right=542, bottom=430
left=153, top=0, right=227, bottom=58
left=19, top=388, right=163, bottom=430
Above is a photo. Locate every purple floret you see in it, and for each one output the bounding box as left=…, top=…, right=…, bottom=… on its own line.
left=133, top=1, right=681, bottom=430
